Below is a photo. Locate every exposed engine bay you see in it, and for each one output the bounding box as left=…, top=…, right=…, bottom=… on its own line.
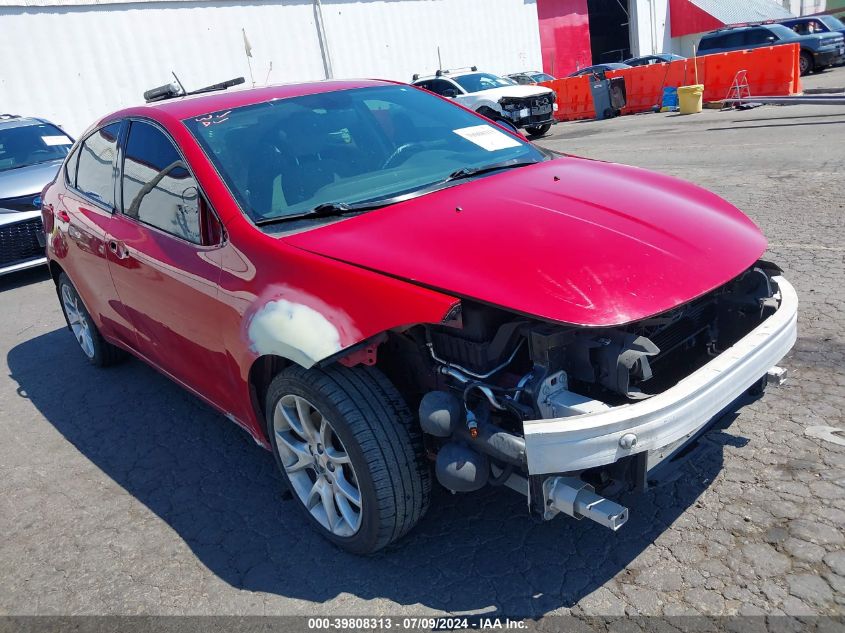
left=373, top=261, right=786, bottom=527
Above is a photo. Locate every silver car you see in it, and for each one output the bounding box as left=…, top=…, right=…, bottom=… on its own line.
left=0, top=115, right=73, bottom=276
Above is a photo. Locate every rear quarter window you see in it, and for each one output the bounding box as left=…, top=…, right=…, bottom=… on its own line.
left=698, top=35, right=721, bottom=51
left=75, top=123, right=120, bottom=208
left=64, top=144, right=80, bottom=186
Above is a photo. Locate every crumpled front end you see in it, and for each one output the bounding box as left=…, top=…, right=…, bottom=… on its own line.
left=498, top=92, right=558, bottom=128
left=410, top=263, right=797, bottom=531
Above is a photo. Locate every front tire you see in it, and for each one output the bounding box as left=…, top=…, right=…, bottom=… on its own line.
left=799, top=51, right=814, bottom=76
left=266, top=365, right=431, bottom=554
left=57, top=273, right=126, bottom=367
left=525, top=123, right=552, bottom=137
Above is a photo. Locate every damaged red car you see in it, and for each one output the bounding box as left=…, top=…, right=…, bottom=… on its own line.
left=41, top=79, right=797, bottom=554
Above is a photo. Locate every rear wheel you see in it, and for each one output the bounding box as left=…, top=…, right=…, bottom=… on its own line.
left=799, top=51, right=814, bottom=76
left=57, top=273, right=125, bottom=367
left=266, top=364, right=431, bottom=554
left=525, top=123, right=552, bottom=137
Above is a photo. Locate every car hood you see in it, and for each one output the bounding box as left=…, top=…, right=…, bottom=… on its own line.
left=458, top=85, right=555, bottom=101
left=283, top=157, right=768, bottom=327
left=0, top=159, right=63, bottom=201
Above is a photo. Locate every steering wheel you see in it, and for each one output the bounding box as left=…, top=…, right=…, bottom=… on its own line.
left=26, top=149, right=53, bottom=161
left=381, top=142, right=423, bottom=169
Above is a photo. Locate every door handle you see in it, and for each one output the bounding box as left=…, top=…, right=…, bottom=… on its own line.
left=108, top=239, right=130, bottom=260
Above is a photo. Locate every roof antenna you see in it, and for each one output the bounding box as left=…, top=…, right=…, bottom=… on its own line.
left=437, top=45, right=442, bottom=72
left=171, top=72, right=186, bottom=97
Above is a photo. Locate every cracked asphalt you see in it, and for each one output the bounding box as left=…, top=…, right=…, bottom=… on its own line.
left=1, top=71, right=844, bottom=618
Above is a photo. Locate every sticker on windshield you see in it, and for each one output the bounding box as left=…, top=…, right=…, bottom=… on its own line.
left=453, top=125, right=521, bottom=151
left=42, top=135, right=71, bottom=146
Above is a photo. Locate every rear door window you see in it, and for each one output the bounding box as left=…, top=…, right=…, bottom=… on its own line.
left=743, top=29, right=774, bottom=45
left=426, top=79, right=460, bottom=96
left=723, top=32, right=746, bottom=48
left=698, top=35, right=722, bottom=51
left=76, top=123, right=120, bottom=208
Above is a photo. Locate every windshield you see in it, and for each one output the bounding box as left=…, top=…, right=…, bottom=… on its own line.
left=184, top=85, right=545, bottom=223
left=530, top=73, right=555, bottom=82
left=819, top=15, right=845, bottom=30
left=769, top=24, right=800, bottom=40
left=451, top=73, right=516, bottom=93
left=0, top=122, right=72, bottom=172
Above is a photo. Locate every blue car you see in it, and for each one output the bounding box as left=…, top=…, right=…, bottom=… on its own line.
left=697, top=24, right=845, bottom=75
left=779, top=15, right=845, bottom=65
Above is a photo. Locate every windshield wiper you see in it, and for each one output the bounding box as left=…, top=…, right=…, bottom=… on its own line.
left=444, top=159, right=540, bottom=183
left=255, top=200, right=391, bottom=226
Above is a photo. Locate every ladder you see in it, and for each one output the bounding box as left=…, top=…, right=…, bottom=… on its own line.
left=722, top=70, right=751, bottom=109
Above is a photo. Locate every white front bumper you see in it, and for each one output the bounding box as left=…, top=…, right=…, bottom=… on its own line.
left=522, top=276, right=798, bottom=475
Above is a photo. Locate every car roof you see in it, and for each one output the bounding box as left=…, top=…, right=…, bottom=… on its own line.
left=412, top=70, right=483, bottom=82
left=704, top=23, right=778, bottom=34
left=103, top=79, right=396, bottom=124
left=0, top=115, right=50, bottom=130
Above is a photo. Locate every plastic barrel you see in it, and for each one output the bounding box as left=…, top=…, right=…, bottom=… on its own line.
left=677, top=84, right=704, bottom=114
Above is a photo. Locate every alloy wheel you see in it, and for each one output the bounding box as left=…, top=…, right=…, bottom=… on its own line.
left=61, top=284, right=95, bottom=359
left=273, top=394, right=363, bottom=536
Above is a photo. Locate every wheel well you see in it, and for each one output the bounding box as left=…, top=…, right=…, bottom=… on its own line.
left=48, top=259, right=63, bottom=286
left=248, top=354, right=291, bottom=435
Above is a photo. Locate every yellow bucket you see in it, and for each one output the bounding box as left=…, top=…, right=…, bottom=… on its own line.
left=677, top=84, right=704, bottom=114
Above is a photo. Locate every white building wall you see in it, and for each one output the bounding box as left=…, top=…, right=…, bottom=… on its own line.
left=781, top=0, right=826, bottom=15
left=0, top=0, right=542, bottom=136
left=630, top=0, right=672, bottom=57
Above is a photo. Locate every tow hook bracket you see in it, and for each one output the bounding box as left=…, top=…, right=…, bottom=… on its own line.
left=542, top=476, right=629, bottom=530
left=767, top=366, right=787, bottom=387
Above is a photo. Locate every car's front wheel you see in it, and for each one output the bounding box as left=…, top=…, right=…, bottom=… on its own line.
left=266, top=364, right=431, bottom=554
left=57, top=273, right=126, bottom=367
left=799, top=51, right=814, bottom=76
left=525, top=123, right=552, bottom=137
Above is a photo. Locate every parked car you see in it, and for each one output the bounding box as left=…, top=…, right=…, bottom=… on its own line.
left=623, top=54, right=685, bottom=66
left=697, top=24, right=845, bottom=75
left=0, top=115, right=73, bottom=276
left=506, top=71, right=556, bottom=85
left=779, top=15, right=845, bottom=64
left=567, top=63, right=632, bottom=77
left=779, top=14, right=845, bottom=38
left=412, top=67, right=557, bottom=136
left=43, top=79, right=797, bottom=554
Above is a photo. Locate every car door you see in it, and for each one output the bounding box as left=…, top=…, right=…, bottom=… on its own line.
left=106, top=118, right=231, bottom=408
left=59, top=122, right=136, bottom=348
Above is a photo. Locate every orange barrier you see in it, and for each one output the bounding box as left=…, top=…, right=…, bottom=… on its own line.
left=541, top=44, right=801, bottom=122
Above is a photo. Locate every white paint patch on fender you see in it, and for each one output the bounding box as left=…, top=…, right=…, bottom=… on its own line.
left=248, top=299, right=342, bottom=368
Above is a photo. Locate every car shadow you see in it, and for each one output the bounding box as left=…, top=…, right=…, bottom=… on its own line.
left=7, top=328, right=754, bottom=616
left=0, top=266, right=50, bottom=292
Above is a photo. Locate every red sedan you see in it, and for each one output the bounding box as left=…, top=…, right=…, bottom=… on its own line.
left=41, top=79, right=796, bottom=553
